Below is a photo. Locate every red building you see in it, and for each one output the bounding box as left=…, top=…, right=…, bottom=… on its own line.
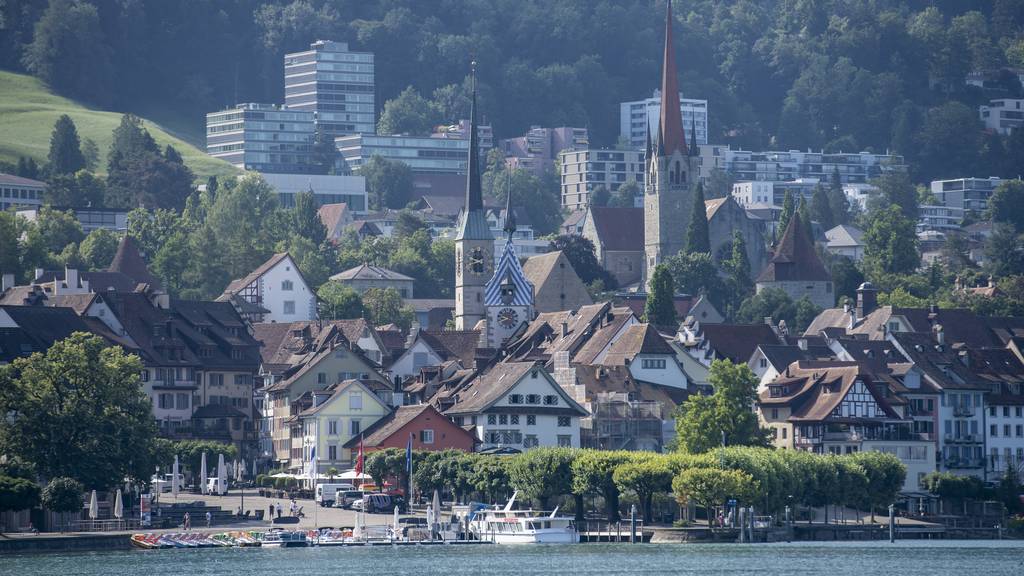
left=345, top=404, right=476, bottom=453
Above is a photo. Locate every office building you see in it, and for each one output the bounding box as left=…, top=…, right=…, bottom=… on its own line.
left=930, top=177, right=1002, bottom=212
left=979, top=99, right=1024, bottom=135
left=260, top=173, right=367, bottom=211
left=206, top=103, right=317, bottom=174
left=433, top=119, right=493, bottom=150
left=500, top=126, right=589, bottom=177
left=284, top=40, right=375, bottom=137
left=16, top=207, right=128, bottom=233
left=559, top=149, right=645, bottom=211
left=0, top=173, right=44, bottom=211
left=717, top=148, right=904, bottom=184
left=620, top=91, right=708, bottom=151
left=336, top=134, right=470, bottom=175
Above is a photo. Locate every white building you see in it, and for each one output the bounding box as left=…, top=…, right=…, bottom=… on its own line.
left=731, top=179, right=820, bottom=208
left=930, top=177, right=1002, bottom=213
left=979, top=98, right=1024, bottom=135
left=559, top=149, right=645, bottom=211
left=0, top=173, right=45, bottom=211
left=620, top=91, right=708, bottom=151
left=217, top=252, right=317, bottom=323
left=918, top=205, right=964, bottom=232
left=444, top=361, right=588, bottom=450
left=719, top=148, right=904, bottom=184
left=284, top=40, right=376, bottom=138
left=260, top=173, right=367, bottom=212
left=825, top=224, right=865, bottom=261
left=206, top=103, right=317, bottom=174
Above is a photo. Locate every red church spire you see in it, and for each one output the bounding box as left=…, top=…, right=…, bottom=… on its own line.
left=658, top=1, right=687, bottom=157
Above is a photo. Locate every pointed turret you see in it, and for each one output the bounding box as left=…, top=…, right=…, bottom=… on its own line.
left=455, top=61, right=492, bottom=242
left=689, top=117, right=698, bottom=157
left=658, top=1, right=687, bottom=157
left=503, top=169, right=516, bottom=236
left=645, top=121, right=653, bottom=158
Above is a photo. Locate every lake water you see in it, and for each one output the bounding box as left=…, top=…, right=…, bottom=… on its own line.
left=3, top=541, right=1023, bottom=575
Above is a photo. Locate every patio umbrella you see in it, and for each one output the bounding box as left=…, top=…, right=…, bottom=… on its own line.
left=237, top=459, right=246, bottom=483
left=392, top=505, right=400, bottom=541
left=200, top=453, right=208, bottom=495
left=432, top=490, right=441, bottom=528
left=113, top=489, right=124, bottom=519
left=88, top=490, right=98, bottom=520
left=353, top=509, right=364, bottom=540
left=217, top=454, right=226, bottom=495
left=172, top=455, right=180, bottom=499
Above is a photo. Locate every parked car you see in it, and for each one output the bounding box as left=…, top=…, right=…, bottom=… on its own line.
left=316, top=483, right=355, bottom=507
left=355, top=493, right=392, bottom=513
left=333, top=490, right=366, bottom=509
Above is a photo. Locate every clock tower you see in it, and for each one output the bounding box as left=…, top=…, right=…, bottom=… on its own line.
left=484, top=175, right=534, bottom=348
left=455, top=64, right=493, bottom=330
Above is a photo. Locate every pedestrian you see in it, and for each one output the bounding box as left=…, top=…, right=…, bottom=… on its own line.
left=269, top=503, right=274, bottom=520
left=290, top=499, right=296, bottom=516
left=206, top=511, right=212, bottom=527
left=276, top=502, right=282, bottom=519
left=183, top=512, right=191, bottom=531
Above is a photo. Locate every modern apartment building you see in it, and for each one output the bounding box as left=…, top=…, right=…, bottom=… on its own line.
left=260, top=173, right=367, bottom=211
left=559, top=148, right=645, bottom=211
left=979, top=98, right=1024, bottom=135
left=718, top=148, right=904, bottom=184
left=0, top=173, right=44, bottom=211
left=433, top=119, right=494, bottom=150
left=500, top=126, right=589, bottom=177
left=620, top=91, right=708, bottom=151
left=336, top=134, right=470, bottom=174
left=284, top=40, right=375, bottom=137
left=206, top=103, right=317, bottom=174
left=930, top=177, right=1002, bottom=212
left=16, top=207, right=128, bottom=233
left=731, top=179, right=820, bottom=208
left=917, top=205, right=965, bottom=232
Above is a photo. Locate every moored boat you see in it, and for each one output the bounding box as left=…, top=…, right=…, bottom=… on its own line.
left=260, top=529, right=308, bottom=548
left=468, top=491, right=579, bottom=544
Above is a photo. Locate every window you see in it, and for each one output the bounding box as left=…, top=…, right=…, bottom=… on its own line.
left=991, top=424, right=998, bottom=437
left=760, top=358, right=768, bottom=368
left=527, top=415, right=536, bottom=426
left=641, top=358, right=666, bottom=370
left=771, top=408, right=779, bottom=419
left=328, top=419, right=339, bottom=435
left=412, top=352, right=428, bottom=369
left=1005, top=424, right=1012, bottom=437
left=420, top=430, right=434, bottom=444
left=234, top=374, right=251, bottom=386
left=328, top=445, right=337, bottom=461
left=1005, top=407, right=1011, bottom=417
left=176, top=393, right=189, bottom=410
left=282, top=280, right=294, bottom=291
left=557, top=416, right=571, bottom=427
left=781, top=428, right=787, bottom=439
left=499, top=414, right=508, bottom=425
left=350, top=391, right=362, bottom=410
left=486, top=414, right=496, bottom=425
left=543, top=395, right=559, bottom=406
left=350, top=420, right=360, bottom=436
left=523, top=435, right=539, bottom=448
left=283, top=300, right=296, bottom=315
left=1017, top=407, right=1023, bottom=418
left=141, top=370, right=149, bottom=382
left=158, top=393, right=174, bottom=409
left=510, top=415, right=520, bottom=425
left=317, top=372, right=326, bottom=385
left=557, top=435, right=572, bottom=447
left=1017, top=425, right=1023, bottom=437
left=509, top=394, right=524, bottom=404
left=526, top=394, right=541, bottom=404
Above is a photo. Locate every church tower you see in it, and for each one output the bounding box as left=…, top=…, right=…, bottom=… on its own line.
left=644, top=1, right=697, bottom=288
left=455, top=63, right=493, bottom=330
left=484, top=173, right=534, bottom=348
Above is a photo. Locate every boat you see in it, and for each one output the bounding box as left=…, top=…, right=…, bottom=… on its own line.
left=130, top=533, right=172, bottom=549
left=260, top=529, right=308, bottom=548
left=468, top=491, right=579, bottom=544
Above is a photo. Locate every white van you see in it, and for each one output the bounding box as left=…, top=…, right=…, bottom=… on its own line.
left=206, top=476, right=228, bottom=495
left=315, top=483, right=355, bottom=507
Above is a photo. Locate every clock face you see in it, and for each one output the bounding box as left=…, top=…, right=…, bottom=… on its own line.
left=469, top=247, right=488, bottom=276
left=497, top=308, right=519, bottom=329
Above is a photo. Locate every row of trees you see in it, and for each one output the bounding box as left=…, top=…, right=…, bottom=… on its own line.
left=362, top=445, right=906, bottom=525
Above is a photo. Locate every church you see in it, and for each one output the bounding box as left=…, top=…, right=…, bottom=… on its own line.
left=643, top=3, right=767, bottom=288
left=454, top=67, right=535, bottom=348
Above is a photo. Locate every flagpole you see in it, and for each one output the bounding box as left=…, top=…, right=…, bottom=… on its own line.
left=313, top=419, right=319, bottom=533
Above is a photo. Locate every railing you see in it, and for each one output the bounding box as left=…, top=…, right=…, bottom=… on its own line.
left=65, top=519, right=140, bottom=532
left=952, top=406, right=975, bottom=417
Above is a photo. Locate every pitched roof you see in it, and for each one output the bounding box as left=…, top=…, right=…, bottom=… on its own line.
left=0, top=173, right=45, bottom=187
left=705, top=198, right=729, bottom=220
left=587, top=207, right=643, bottom=251
left=601, top=324, right=676, bottom=366
left=418, top=194, right=467, bottom=218
left=219, top=252, right=291, bottom=297
left=443, top=361, right=588, bottom=416
left=405, top=299, right=455, bottom=313
left=317, top=203, right=349, bottom=236
left=697, top=323, right=780, bottom=364
left=759, top=361, right=901, bottom=422
left=0, top=305, right=109, bottom=362
left=756, top=217, right=831, bottom=283
left=522, top=250, right=593, bottom=313
left=656, top=1, right=687, bottom=156
left=484, top=238, right=534, bottom=307
left=420, top=330, right=482, bottom=367
left=825, top=224, right=864, bottom=248
left=756, top=344, right=835, bottom=370
left=108, top=236, right=162, bottom=290
left=332, top=263, right=413, bottom=282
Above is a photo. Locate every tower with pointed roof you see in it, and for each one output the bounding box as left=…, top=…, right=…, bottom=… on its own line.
left=483, top=172, right=534, bottom=347
left=455, top=63, right=494, bottom=330
left=755, top=215, right=834, bottom=309
left=644, top=2, right=697, bottom=288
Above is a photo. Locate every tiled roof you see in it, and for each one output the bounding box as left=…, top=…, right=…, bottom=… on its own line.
left=442, top=361, right=587, bottom=416
left=757, top=344, right=835, bottom=370
left=332, top=263, right=413, bottom=282
left=108, top=236, right=162, bottom=290
left=599, top=324, right=674, bottom=366
left=317, top=203, right=349, bottom=235
left=757, top=217, right=831, bottom=283
left=759, top=361, right=901, bottom=422
left=220, top=252, right=291, bottom=297
left=405, top=299, right=455, bottom=313
left=825, top=224, right=864, bottom=248
left=698, top=323, right=780, bottom=364
left=420, top=330, right=481, bottom=367
left=704, top=198, right=728, bottom=220
left=588, top=207, right=643, bottom=251
left=0, top=172, right=45, bottom=187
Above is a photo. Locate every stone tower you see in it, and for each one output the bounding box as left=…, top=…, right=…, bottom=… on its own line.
left=644, top=1, right=697, bottom=288
left=484, top=175, right=534, bottom=348
left=455, top=64, right=493, bottom=330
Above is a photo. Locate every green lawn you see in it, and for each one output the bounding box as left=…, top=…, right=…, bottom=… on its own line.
left=0, top=70, right=239, bottom=181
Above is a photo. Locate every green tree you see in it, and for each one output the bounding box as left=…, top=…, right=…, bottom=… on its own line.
left=725, top=230, right=753, bottom=310
left=827, top=168, right=849, bottom=225
left=846, top=451, right=906, bottom=522
left=152, top=231, right=192, bottom=295
left=685, top=182, right=710, bottom=254
left=362, top=287, right=414, bottom=330
left=508, top=448, right=576, bottom=510
left=0, top=211, right=22, bottom=279
left=79, top=228, right=118, bottom=270
left=317, top=282, right=365, bottom=320
left=987, top=180, right=1024, bottom=232
left=470, top=457, right=511, bottom=504
left=36, top=206, right=84, bottom=253
left=0, top=475, right=41, bottom=531
left=778, top=190, right=796, bottom=236
left=872, top=172, right=919, bottom=220
left=47, top=114, right=85, bottom=175
left=612, top=458, right=673, bottom=523
left=675, top=360, right=771, bottom=454
left=0, top=333, right=158, bottom=489
left=810, top=185, right=834, bottom=231
left=81, top=138, right=99, bottom=172
left=663, top=251, right=725, bottom=308
left=40, top=477, right=83, bottom=532
left=550, top=235, right=616, bottom=289
left=589, top=184, right=610, bottom=207
left=45, top=171, right=105, bottom=208
left=672, top=468, right=757, bottom=525
left=863, top=205, right=919, bottom=277
left=311, top=126, right=339, bottom=175
left=361, top=155, right=414, bottom=210
left=377, top=86, right=439, bottom=136
left=291, top=190, right=327, bottom=246
left=644, top=264, right=676, bottom=328
left=571, top=450, right=631, bottom=522
left=736, top=287, right=797, bottom=330
left=608, top=181, right=640, bottom=208
left=796, top=195, right=813, bottom=241
left=984, top=224, right=1024, bottom=278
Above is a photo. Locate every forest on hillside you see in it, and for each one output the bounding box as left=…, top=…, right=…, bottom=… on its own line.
left=3, top=0, right=1024, bottom=182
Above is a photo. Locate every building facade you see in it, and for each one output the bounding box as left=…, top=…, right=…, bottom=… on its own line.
left=336, top=134, right=470, bottom=175
left=717, top=149, right=904, bottom=184
left=620, top=91, right=708, bottom=151
left=731, top=179, right=820, bottom=208
left=218, top=253, right=316, bottom=323
left=979, top=98, right=1024, bottom=135
left=206, top=103, right=317, bottom=174
left=0, top=173, right=44, bottom=211
left=500, top=126, right=589, bottom=177
left=559, top=149, right=645, bottom=211
left=284, top=40, right=375, bottom=138
left=930, top=177, right=1002, bottom=212
left=260, top=173, right=367, bottom=211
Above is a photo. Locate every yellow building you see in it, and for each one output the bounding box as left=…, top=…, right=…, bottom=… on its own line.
left=295, top=379, right=391, bottom=472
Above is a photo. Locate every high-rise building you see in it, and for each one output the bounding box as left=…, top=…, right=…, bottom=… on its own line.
left=620, top=91, right=707, bottom=151
left=558, top=149, right=646, bottom=212
left=336, top=134, right=471, bottom=174
left=205, top=103, right=317, bottom=174
left=284, top=40, right=375, bottom=138
left=644, top=2, right=698, bottom=287
left=500, top=126, right=589, bottom=177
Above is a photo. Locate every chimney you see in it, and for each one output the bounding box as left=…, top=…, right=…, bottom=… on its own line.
left=933, top=324, right=945, bottom=345
left=988, top=276, right=995, bottom=288
left=65, top=267, right=79, bottom=290
left=797, top=338, right=808, bottom=351
left=1, top=273, right=13, bottom=292
left=405, top=322, right=421, bottom=348
left=560, top=322, right=569, bottom=338
left=856, top=282, right=877, bottom=318
left=763, top=316, right=773, bottom=327
left=958, top=349, right=969, bottom=367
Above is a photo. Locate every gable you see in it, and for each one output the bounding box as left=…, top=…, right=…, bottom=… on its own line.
left=491, top=368, right=584, bottom=414
left=832, top=379, right=885, bottom=419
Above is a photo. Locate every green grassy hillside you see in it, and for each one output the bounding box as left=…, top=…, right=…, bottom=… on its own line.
left=0, top=70, right=238, bottom=181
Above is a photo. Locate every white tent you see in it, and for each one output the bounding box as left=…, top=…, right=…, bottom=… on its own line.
left=339, top=469, right=371, bottom=481
left=113, top=489, right=123, bottom=519
left=200, top=453, right=208, bottom=495
left=217, top=454, right=226, bottom=495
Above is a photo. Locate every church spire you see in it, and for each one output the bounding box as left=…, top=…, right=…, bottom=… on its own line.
left=503, top=168, right=516, bottom=236
left=465, top=61, right=483, bottom=212
left=658, top=1, right=687, bottom=157
left=689, top=117, right=698, bottom=157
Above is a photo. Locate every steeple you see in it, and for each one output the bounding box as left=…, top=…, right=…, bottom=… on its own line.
left=503, top=169, right=516, bottom=236
left=645, top=121, right=653, bottom=158
left=689, top=117, right=698, bottom=157
left=465, top=61, right=482, bottom=212
left=658, top=1, right=687, bottom=157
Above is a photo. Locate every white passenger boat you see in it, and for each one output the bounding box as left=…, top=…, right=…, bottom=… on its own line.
left=468, top=491, right=579, bottom=544
left=260, top=529, right=308, bottom=548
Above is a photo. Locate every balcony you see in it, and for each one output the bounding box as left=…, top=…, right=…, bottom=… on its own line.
left=943, top=433, right=982, bottom=444
left=945, top=457, right=985, bottom=469
left=952, top=406, right=975, bottom=417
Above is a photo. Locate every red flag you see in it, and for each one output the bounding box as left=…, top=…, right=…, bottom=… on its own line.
left=354, top=436, right=364, bottom=475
